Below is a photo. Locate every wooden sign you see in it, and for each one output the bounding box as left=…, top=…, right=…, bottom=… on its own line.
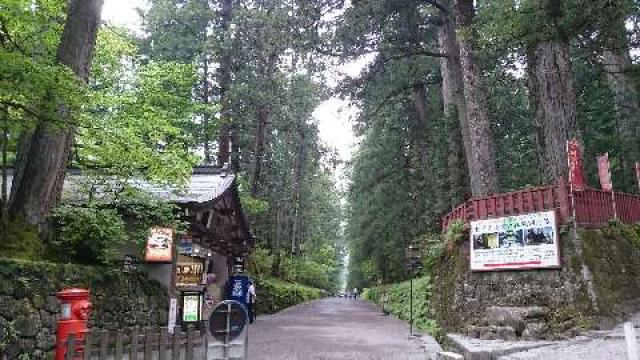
left=176, top=254, right=205, bottom=287
left=144, top=228, right=174, bottom=263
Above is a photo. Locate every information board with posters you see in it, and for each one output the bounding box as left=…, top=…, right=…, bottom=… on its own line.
left=144, top=227, right=174, bottom=263
left=470, top=210, right=560, bottom=271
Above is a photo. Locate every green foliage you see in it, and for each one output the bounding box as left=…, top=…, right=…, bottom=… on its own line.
left=0, top=219, right=43, bottom=261
left=51, top=205, right=127, bottom=265
left=49, top=186, right=182, bottom=265
left=78, top=27, right=200, bottom=186
left=248, top=246, right=341, bottom=292
left=253, top=277, right=326, bottom=315
left=444, top=220, right=467, bottom=246
left=364, top=276, right=440, bottom=336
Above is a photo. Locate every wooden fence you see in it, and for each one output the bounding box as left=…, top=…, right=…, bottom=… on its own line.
left=63, top=326, right=209, bottom=360
left=441, top=177, right=640, bottom=232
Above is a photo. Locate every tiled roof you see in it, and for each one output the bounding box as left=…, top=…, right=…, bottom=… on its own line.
left=4, top=166, right=235, bottom=205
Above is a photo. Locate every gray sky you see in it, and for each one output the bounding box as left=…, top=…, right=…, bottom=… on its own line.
left=101, top=0, right=368, bottom=170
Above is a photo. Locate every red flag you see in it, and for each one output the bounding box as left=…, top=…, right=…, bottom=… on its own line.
left=567, top=140, right=586, bottom=190
left=597, top=153, right=613, bottom=191
left=636, top=161, right=640, bottom=191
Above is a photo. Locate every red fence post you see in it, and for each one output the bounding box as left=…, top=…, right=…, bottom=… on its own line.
left=556, top=177, right=571, bottom=223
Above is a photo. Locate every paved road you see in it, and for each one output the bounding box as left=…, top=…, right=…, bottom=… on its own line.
left=247, top=297, right=439, bottom=360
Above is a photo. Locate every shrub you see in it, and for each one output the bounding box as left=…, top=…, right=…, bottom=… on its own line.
left=247, top=247, right=339, bottom=292
left=364, top=276, right=440, bottom=336
left=253, top=277, right=326, bottom=315
left=51, top=204, right=127, bottom=265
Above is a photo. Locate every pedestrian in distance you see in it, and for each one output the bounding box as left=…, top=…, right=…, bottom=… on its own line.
left=353, top=287, right=358, bottom=300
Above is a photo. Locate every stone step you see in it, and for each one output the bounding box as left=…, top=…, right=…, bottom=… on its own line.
left=436, top=351, right=464, bottom=360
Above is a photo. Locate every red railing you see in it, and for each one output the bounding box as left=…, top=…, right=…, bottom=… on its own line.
left=441, top=177, right=640, bottom=232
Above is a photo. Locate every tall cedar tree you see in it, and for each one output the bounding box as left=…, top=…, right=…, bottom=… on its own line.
left=526, top=0, right=578, bottom=184
left=9, top=0, right=104, bottom=230
left=453, top=0, right=499, bottom=196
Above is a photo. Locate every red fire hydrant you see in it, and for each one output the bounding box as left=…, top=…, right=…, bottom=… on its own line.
left=55, top=288, right=92, bottom=360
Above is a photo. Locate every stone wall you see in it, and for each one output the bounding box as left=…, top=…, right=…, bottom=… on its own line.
left=431, top=224, right=640, bottom=341
left=0, top=259, right=169, bottom=359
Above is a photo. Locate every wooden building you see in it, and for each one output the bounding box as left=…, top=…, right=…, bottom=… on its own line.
left=5, top=165, right=254, bottom=327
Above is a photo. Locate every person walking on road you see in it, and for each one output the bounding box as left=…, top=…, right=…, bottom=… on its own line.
left=353, top=287, right=358, bottom=300
left=247, top=280, right=257, bottom=323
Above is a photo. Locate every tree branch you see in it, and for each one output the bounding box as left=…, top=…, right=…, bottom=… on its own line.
left=422, top=0, right=448, bottom=14
left=0, top=16, right=28, bottom=56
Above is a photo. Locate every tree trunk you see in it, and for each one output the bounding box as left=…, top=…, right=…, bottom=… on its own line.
left=453, top=0, right=499, bottom=196
left=602, top=20, right=640, bottom=193
left=291, top=128, right=306, bottom=255
left=528, top=41, right=577, bottom=183
left=1, top=109, right=7, bottom=223
left=9, top=0, right=103, bottom=230
left=216, top=0, right=233, bottom=167
left=437, top=0, right=470, bottom=206
left=411, top=83, right=431, bottom=174
left=251, top=51, right=277, bottom=197
left=251, top=106, right=269, bottom=197
left=202, top=50, right=212, bottom=164
left=272, top=208, right=282, bottom=277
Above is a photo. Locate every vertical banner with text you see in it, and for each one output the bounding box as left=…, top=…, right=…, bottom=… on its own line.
left=597, top=153, right=613, bottom=191
left=636, top=161, right=640, bottom=191
left=567, top=140, right=586, bottom=190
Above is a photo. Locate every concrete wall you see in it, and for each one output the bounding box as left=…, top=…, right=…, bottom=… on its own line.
left=431, top=225, right=640, bottom=340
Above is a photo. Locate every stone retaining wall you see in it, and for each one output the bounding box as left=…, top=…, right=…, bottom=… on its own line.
left=0, top=259, right=168, bottom=359
left=431, top=225, right=640, bottom=340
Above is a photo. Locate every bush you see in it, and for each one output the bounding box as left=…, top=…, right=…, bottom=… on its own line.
left=247, top=247, right=339, bottom=292
left=51, top=205, right=127, bottom=265
left=364, top=276, right=440, bottom=336
left=253, top=277, right=326, bottom=315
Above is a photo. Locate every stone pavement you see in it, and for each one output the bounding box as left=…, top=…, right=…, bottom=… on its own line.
left=247, top=297, right=442, bottom=360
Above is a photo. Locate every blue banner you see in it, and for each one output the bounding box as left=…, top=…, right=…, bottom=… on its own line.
left=226, top=275, right=250, bottom=309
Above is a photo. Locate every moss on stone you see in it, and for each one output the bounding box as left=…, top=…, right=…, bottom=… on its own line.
left=431, top=225, right=640, bottom=340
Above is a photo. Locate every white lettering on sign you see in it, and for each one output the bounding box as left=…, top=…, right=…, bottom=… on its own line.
left=232, top=280, right=243, bottom=297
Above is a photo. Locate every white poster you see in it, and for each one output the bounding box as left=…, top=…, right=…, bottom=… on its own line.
left=183, top=295, right=200, bottom=322
left=470, top=210, right=560, bottom=271
left=168, top=298, right=177, bottom=333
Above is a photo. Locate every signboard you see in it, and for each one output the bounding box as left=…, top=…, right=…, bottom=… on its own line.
left=123, top=255, right=139, bottom=272
left=226, top=275, right=249, bottom=309
left=209, top=301, right=247, bottom=342
left=567, top=140, right=586, bottom=190
left=176, top=255, right=205, bottom=287
left=144, top=227, right=174, bottom=263
left=179, top=234, right=193, bottom=255
left=470, top=211, right=559, bottom=271
left=168, top=298, right=177, bottom=334
left=597, top=153, right=613, bottom=191
left=182, top=293, right=201, bottom=322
